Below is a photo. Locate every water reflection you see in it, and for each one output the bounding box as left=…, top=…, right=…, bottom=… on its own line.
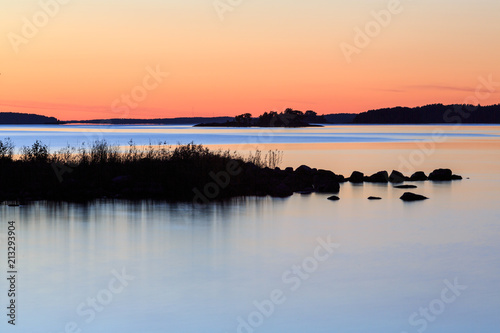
left=0, top=125, right=499, bottom=332
left=0, top=174, right=498, bottom=333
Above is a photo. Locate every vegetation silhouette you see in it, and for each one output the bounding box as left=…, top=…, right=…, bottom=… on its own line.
left=195, top=108, right=327, bottom=127
left=353, top=104, right=500, bottom=124
left=0, top=139, right=292, bottom=202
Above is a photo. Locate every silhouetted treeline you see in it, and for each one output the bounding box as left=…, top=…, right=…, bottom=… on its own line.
left=0, top=112, right=58, bottom=124
left=323, top=113, right=357, bottom=124
left=5, top=104, right=499, bottom=126
left=353, top=104, right=500, bottom=124
left=195, top=109, right=326, bottom=127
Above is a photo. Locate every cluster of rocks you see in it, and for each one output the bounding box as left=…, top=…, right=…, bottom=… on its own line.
left=347, top=168, right=462, bottom=184
left=251, top=166, right=462, bottom=202
left=239, top=163, right=343, bottom=198
left=346, top=168, right=462, bottom=202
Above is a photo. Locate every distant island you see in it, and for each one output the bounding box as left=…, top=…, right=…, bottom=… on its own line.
left=0, top=112, right=58, bottom=124
left=62, top=113, right=356, bottom=126
left=61, top=116, right=234, bottom=125
left=353, top=103, right=500, bottom=124
left=194, top=109, right=326, bottom=127
left=1, top=103, right=500, bottom=125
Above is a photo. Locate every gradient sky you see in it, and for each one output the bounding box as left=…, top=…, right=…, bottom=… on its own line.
left=1, top=0, right=500, bottom=120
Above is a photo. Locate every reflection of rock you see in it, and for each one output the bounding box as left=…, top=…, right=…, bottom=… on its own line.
left=400, top=192, right=428, bottom=201
left=410, top=171, right=428, bottom=181
left=366, top=171, right=389, bottom=183
left=394, top=185, right=417, bottom=189
left=327, top=195, right=340, bottom=201
left=296, top=190, right=313, bottom=195
left=389, top=170, right=406, bottom=183
left=349, top=171, right=364, bottom=183
left=368, top=196, right=382, bottom=200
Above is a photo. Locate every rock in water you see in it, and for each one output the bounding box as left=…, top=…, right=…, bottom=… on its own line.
left=394, top=185, right=418, bottom=189
left=295, top=165, right=313, bottom=174
left=349, top=171, right=364, bottom=183
left=366, top=171, right=389, bottom=183
left=428, top=169, right=453, bottom=181
left=410, top=171, right=428, bottom=181
left=400, top=192, right=428, bottom=201
left=327, top=195, right=340, bottom=201
left=313, top=171, right=341, bottom=193
left=368, top=196, right=382, bottom=200
left=389, top=170, right=406, bottom=183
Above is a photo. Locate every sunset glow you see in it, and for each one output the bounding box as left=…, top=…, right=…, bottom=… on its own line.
left=1, top=0, right=500, bottom=120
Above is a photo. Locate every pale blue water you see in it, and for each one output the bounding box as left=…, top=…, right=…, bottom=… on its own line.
left=0, top=125, right=499, bottom=332
left=1, top=124, right=499, bottom=150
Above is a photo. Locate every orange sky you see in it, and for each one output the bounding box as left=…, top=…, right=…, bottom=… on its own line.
left=1, top=0, right=499, bottom=120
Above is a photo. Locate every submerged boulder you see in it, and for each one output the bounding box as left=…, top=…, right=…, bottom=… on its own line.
left=389, top=170, right=406, bottom=183
left=366, top=171, right=389, bottom=183
left=429, top=168, right=453, bottom=181
left=312, top=170, right=341, bottom=193
left=400, top=192, right=428, bottom=201
left=349, top=171, right=364, bottom=183
left=394, top=185, right=418, bottom=189
left=409, top=171, right=428, bottom=181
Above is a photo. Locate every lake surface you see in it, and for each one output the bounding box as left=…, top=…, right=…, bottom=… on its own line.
left=0, top=124, right=499, bottom=332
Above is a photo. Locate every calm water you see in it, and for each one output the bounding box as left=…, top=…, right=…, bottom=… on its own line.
left=0, top=125, right=499, bottom=332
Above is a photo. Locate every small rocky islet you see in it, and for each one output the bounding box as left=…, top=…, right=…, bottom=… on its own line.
left=0, top=138, right=461, bottom=203
left=1, top=162, right=461, bottom=203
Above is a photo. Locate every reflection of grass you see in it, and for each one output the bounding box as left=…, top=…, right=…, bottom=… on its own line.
left=0, top=139, right=284, bottom=202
